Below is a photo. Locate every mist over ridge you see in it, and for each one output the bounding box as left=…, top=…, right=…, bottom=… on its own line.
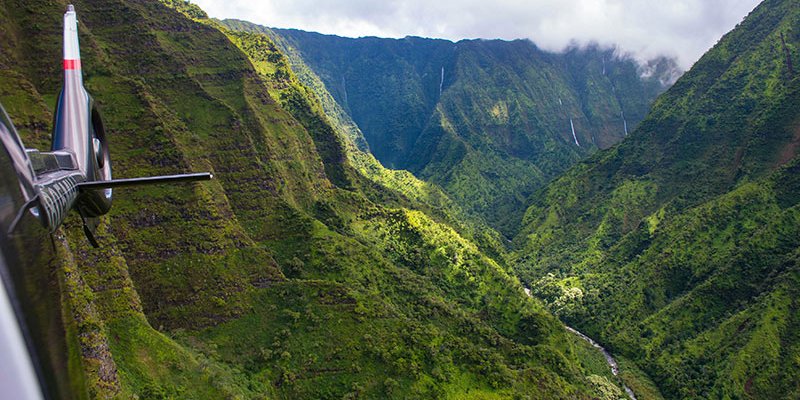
left=193, top=0, right=761, bottom=69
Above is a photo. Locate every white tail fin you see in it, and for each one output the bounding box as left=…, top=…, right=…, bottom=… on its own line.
left=63, top=5, right=81, bottom=72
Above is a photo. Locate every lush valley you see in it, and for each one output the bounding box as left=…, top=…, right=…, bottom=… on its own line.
left=0, top=0, right=634, bottom=398
left=222, top=20, right=678, bottom=235
left=2, top=0, right=797, bottom=398
left=515, top=0, right=800, bottom=397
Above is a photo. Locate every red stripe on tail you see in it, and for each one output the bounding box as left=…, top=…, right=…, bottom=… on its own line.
left=63, top=59, right=81, bottom=70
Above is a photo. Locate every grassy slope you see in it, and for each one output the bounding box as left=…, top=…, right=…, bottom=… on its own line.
left=0, top=0, right=628, bottom=398
left=515, top=0, right=800, bottom=397
left=227, top=21, right=676, bottom=236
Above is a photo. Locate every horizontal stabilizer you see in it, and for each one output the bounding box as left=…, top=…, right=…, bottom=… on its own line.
left=77, top=172, right=212, bottom=190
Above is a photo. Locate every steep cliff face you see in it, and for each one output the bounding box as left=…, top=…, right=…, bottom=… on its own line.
left=0, top=0, right=626, bottom=398
left=223, top=20, right=678, bottom=235
left=515, top=0, right=800, bottom=397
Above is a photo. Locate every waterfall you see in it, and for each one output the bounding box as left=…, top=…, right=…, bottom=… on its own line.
left=341, top=76, right=349, bottom=107
left=439, top=67, right=445, bottom=96
left=570, top=118, right=580, bottom=146
left=622, top=111, right=628, bottom=136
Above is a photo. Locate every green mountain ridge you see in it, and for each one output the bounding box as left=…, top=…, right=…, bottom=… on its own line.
left=3, top=0, right=796, bottom=398
left=222, top=20, right=678, bottom=235
left=514, top=0, right=800, bottom=397
left=0, top=0, right=632, bottom=398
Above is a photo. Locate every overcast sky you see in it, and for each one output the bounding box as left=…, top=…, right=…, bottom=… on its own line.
left=191, top=0, right=762, bottom=69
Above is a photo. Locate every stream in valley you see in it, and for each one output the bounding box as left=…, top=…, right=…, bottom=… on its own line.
left=564, top=325, right=637, bottom=400
left=524, top=288, right=637, bottom=400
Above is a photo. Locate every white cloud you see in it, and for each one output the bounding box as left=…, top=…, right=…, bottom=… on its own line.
left=191, top=0, right=762, bottom=69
